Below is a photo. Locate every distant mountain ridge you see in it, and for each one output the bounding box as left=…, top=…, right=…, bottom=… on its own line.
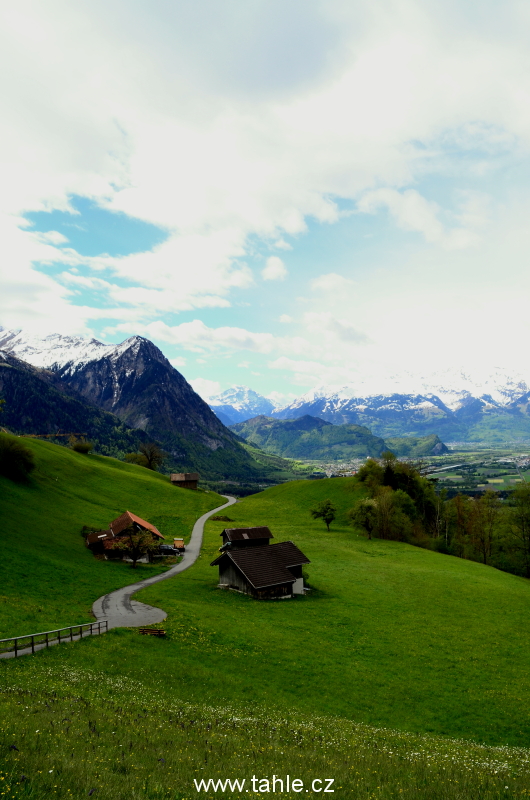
left=209, top=385, right=276, bottom=424
left=0, top=328, right=262, bottom=479
left=231, top=415, right=448, bottom=460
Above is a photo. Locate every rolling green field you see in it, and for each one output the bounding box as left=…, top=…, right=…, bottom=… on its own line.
left=0, top=438, right=224, bottom=637
left=2, top=441, right=530, bottom=798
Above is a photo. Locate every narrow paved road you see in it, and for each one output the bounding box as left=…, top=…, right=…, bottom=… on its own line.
left=92, top=495, right=236, bottom=629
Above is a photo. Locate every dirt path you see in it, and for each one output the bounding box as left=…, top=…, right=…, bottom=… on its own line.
left=91, top=495, right=236, bottom=629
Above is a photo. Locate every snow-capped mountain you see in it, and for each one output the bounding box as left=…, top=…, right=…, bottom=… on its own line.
left=0, top=327, right=258, bottom=477
left=0, top=327, right=116, bottom=372
left=208, top=385, right=277, bottom=424
left=270, top=368, right=530, bottom=440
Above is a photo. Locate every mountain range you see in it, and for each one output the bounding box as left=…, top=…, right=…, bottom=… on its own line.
left=208, top=373, right=530, bottom=443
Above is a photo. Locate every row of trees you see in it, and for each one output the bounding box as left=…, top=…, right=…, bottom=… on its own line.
left=347, top=453, right=530, bottom=579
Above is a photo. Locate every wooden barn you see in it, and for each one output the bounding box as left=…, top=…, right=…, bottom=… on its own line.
left=211, top=539, right=310, bottom=599
left=220, top=526, right=273, bottom=549
left=170, top=472, right=199, bottom=489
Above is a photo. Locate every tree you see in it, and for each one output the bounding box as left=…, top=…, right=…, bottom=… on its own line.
left=310, top=499, right=336, bottom=531
left=125, top=442, right=166, bottom=471
left=470, top=490, right=501, bottom=565
left=107, top=527, right=161, bottom=568
left=507, top=483, right=530, bottom=578
left=0, top=433, right=35, bottom=482
left=349, top=498, right=378, bottom=539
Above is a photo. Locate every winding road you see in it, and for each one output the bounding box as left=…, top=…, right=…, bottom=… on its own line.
left=0, top=495, right=236, bottom=658
left=92, top=495, right=236, bottom=629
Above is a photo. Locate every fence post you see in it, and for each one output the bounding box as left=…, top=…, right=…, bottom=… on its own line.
left=31, top=636, right=35, bottom=655
left=14, top=638, right=17, bottom=658
left=46, top=632, right=49, bottom=648
left=98, top=621, right=101, bottom=635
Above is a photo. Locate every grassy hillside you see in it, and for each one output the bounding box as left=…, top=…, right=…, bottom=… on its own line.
left=0, top=438, right=224, bottom=637
left=133, top=478, right=530, bottom=747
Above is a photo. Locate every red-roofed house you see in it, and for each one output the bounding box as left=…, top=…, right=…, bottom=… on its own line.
left=109, top=511, right=164, bottom=539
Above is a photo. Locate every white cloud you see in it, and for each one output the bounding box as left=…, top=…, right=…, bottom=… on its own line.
left=262, top=256, right=288, bottom=281
left=310, top=273, right=355, bottom=293
left=169, top=356, right=186, bottom=367
left=304, top=312, right=370, bottom=344
left=3, top=0, right=530, bottom=386
left=357, top=188, right=478, bottom=249
left=188, top=377, right=221, bottom=400
left=279, top=314, right=292, bottom=323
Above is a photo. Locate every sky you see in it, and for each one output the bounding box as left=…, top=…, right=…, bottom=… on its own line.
left=2, top=0, right=530, bottom=404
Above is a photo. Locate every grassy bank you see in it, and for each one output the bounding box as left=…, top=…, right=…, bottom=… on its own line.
left=0, top=438, right=224, bottom=637
left=0, top=657, right=529, bottom=799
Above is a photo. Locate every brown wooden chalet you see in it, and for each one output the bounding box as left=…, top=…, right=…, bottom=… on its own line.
left=86, top=511, right=163, bottom=557
left=170, top=472, right=199, bottom=490
left=211, top=534, right=310, bottom=599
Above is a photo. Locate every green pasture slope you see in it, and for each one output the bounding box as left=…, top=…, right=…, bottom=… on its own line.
left=136, top=478, right=530, bottom=747
left=2, top=446, right=530, bottom=798
left=0, top=438, right=224, bottom=637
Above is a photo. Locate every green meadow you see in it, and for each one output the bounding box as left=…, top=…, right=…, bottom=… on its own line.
left=0, top=438, right=224, bottom=637
left=2, top=440, right=530, bottom=798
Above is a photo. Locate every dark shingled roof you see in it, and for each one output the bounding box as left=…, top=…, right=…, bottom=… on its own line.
left=211, top=541, right=310, bottom=590
left=221, top=526, right=273, bottom=542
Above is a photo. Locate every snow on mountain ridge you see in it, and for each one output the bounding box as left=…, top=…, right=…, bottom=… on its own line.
left=0, top=328, right=145, bottom=373
left=273, top=368, right=530, bottom=415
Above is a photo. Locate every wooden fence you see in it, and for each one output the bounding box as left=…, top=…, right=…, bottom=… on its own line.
left=0, top=620, right=109, bottom=658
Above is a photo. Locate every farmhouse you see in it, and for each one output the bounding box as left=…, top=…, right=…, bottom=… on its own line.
left=109, top=510, right=164, bottom=539
left=170, top=472, right=199, bottom=489
left=211, top=533, right=310, bottom=599
left=86, top=511, right=163, bottom=558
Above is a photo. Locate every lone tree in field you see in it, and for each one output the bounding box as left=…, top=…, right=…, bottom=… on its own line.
left=310, top=499, right=336, bottom=531
left=125, top=442, right=166, bottom=471
left=107, top=527, right=161, bottom=569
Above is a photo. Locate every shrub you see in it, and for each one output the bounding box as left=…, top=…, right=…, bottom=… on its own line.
left=72, top=439, right=93, bottom=454
left=0, top=433, right=36, bottom=481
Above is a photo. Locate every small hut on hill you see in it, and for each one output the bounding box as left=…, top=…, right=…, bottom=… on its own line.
left=170, top=472, right=199, bottom=489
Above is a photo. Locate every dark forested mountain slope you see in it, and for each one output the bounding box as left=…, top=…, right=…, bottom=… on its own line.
left=230, top=414, right=387, bottom=459
left=47, top=337, right=262, bottom=479
left=232, top=415, right=449, bottom=460
left=0, top=351, right=147, bottom=457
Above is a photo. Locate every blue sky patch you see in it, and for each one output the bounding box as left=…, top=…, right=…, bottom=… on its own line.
left=25, top=195, right=168, bottom=257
